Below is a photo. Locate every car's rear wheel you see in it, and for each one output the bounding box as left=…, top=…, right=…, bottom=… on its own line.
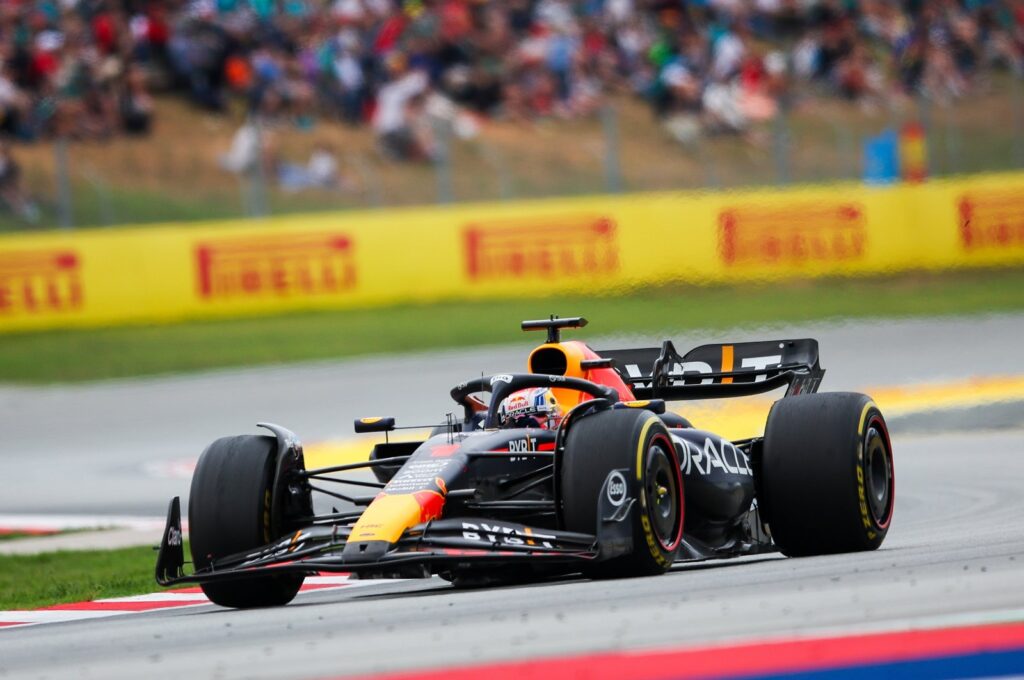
left=760, top=393, right=894, bottom=557
left=561, top=409, right=684, bottom=577
left=188, top=434, right=305, bottom=608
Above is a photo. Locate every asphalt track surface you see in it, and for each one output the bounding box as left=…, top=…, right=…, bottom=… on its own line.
left=1, top=314, right=1023, bottom=679
left=0, top=426, right=1022, bottom=679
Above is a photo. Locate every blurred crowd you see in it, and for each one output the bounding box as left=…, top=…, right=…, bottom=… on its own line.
left=1, top=0, right=1023, bottom=154
left=0, top=2, right=154, bottom=142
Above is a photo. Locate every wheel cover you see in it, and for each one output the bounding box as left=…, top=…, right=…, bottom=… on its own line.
left=644, top=435, right=683, bottom=552
left=864, top=417, right=894, bottom=529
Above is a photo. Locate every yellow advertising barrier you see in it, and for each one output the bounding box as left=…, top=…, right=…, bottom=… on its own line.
left=1, top=171, right=1022, bottom=333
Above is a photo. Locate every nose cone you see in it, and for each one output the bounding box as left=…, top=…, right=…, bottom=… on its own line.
left=342, top=491, right=445, bottom=563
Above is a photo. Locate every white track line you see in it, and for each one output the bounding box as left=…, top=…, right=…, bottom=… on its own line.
left=0, top=514, right=176, bottom=533
left=95, top=593, right=211, bottom=603
left=0, top=611, right=128, bottom=623
left=0, top=575, right=403, bottom=630
left=304, top=575, right=358, bottom=585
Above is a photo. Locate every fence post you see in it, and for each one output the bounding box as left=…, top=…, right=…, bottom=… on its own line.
left=81, top=169, right=115, bottom=226
left=1013, top=74, right=1024, bottom=169
left=348, top=153, right=384, bottom=207
left=434, top=118, right=453, bottom=204
left=478, top=143, right=513, bottom=200
left=54, top=137, right=73, bottom=229
left=831, top=120, right=856, bottom=180
left=602, top=102, right=623, bottom=193
left=694, top=138, right=721, bottom=190
left=772, top=96, right=791, bottom=185
left=916, top=92, right=934, bottom=178
left=250, top=117, right=270, bottom=217
left=944, top=102, right=962, bottom=175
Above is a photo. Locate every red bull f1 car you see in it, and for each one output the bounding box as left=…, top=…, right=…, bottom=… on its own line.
left=156, top=316, right=895, bottom=608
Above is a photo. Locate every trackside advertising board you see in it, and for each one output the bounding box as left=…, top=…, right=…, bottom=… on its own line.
left=1, top=171, right=1022, bottom=332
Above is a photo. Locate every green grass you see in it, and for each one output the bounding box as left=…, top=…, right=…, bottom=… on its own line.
left=0, top=543, right=180, bottom=610
left=0, top=533, right=48, bottom=542
left=2, top=268, right=1023, bottom=384
left=0, top=528, right=106, bottom=542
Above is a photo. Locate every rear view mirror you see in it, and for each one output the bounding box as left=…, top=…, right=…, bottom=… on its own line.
left=354, top=417, right=396, bottom=433
left=614, top=399, right=667, bottom=414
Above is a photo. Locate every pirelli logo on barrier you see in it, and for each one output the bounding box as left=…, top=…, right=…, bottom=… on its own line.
left=718, top=203, right=867, bottom=266
left=195, top=233, right=356, bottom=301
left=0, top=249, right=83, bottom=316
left=958, top=190, right=1024, bottom=252
left=464, top=216, right=619, bottom=281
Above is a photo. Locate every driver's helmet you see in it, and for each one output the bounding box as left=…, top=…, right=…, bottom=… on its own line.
left=496, top=387, right=563, bottom=429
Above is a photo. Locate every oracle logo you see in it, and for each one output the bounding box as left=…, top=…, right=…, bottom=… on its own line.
left=464, top=216, right=619, bottom=281
left=958, top=190, right=1024, bottom=252
left=195, top=233, right=356, bottom=301
left=0, top=249, right=83, bottom=316
left=719, top=203, right=867, bottom=266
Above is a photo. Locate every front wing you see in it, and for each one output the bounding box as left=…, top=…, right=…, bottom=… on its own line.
left=155, top=498, right=604, bottom=587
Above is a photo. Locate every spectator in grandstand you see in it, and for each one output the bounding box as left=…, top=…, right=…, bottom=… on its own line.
left=0, top=61, right=31, bottom=139
left=277, top=141, right=354, bottom=192
left=167, top=2, right=232, bottom=111
left=120, top=64, right=153, bottom=134
left=0, top=140, right=39, bottom=223
left=372, top=52, right=432, bottom=160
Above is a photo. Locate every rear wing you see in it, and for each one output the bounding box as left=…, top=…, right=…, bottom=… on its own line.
left=596, top=339, right=824, bottom=401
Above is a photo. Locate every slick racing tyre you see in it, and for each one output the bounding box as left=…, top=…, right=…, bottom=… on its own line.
left=761, top=393, right=894, bottom=557
left=561, top=409, right=684, bottom=577
left=189, top=435, right=304, bottom=608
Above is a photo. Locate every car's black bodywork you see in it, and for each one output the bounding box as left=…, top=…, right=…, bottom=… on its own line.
left=156, top=316, right=893, bottom=602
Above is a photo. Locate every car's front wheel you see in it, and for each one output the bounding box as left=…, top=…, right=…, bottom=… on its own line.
left=561, top=408, right=684, bottom=577
left=188, top=434, right=305, bottom=608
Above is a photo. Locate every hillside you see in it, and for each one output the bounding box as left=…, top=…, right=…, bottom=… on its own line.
left=4, top=81, right=1022, bottom=232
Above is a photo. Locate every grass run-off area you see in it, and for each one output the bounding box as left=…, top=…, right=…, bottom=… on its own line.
left=0, top=533, right=46, bottom=541
left=2, top=268, right=1023, bottom=384
left=0, top=544, right=181, bottom=610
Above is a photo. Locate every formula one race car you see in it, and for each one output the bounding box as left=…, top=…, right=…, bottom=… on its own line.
left=156, top=316, right=895, bottom=608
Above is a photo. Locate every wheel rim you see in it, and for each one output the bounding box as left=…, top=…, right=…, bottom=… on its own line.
left=864, top=418, right=894, bottom=529
left=644, top=435, right=682, bottom=551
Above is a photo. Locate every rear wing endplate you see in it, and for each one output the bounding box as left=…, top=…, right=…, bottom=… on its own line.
left=596, top=339, right=824, bottom=401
